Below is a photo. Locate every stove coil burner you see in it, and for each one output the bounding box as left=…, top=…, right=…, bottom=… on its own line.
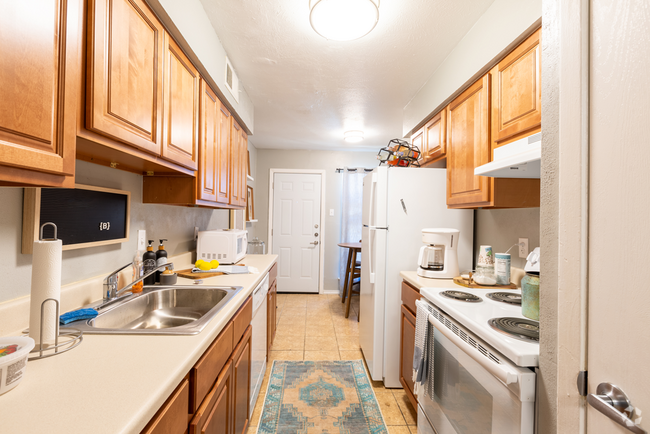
left=488, top=317, right=539, bottom=342
left=486, top=292, right=522, bottom=306
left=440, top=290, right=482, bottom=303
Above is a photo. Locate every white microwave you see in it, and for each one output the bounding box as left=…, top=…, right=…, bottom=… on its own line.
left=197, top=229, right=248, bottom=264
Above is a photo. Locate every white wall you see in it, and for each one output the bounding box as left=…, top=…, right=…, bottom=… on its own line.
left=0, top=161, right=230, bottom=304
left=255, top=149, right=378, bottom=292
left=403, top=0, right=542, bottom=136
left=147, top=0, right=255, bottom=132
left=474, top=208, right=540, bottom=270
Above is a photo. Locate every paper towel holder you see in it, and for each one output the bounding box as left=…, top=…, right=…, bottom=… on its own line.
left=27, top=222, right=84, bottom=360
left=39, top=222, right=58, bottom=241
left=27, top=298, right=83, bottom=361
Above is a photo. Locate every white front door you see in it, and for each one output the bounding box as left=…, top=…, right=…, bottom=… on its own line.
left=271, top=172, right=322, bottom=293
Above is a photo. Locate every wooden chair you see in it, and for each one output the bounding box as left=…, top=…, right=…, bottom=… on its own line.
left=338, top=242, right=362, bottom=320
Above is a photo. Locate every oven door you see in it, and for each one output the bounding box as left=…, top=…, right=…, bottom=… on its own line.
left=419, top=311, right=536, bottom=434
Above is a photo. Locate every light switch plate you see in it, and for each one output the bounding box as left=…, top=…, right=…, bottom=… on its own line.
left=519, top=238, right=529, bottom=258
left=194, top=227, right=199, bottom=241
left=329, top=209, right=334, bottom=216
left=137, top=230, right=146, bottom=250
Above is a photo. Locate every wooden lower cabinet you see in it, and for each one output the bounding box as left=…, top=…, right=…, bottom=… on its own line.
left=191, top=360, right=233, bottom=434
left=399, top=280, right=421, bottom=412
left=267, top=263, right=278, bottom=354
left=142, top=267, right=277, bottom=434
left=267, top=281, right=277, bottom=354
left=142, top=377, right=191, bottom=434
left=232, top=326, right=252, bottom=434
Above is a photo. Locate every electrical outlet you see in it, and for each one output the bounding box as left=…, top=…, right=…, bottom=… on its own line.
left=519, top=238, right=529, bottom=259
left=137, top=230, right=146, bottom=250
left=329, top=209, right=334, bottom=216
left=194, top=227, right=199, bottom=241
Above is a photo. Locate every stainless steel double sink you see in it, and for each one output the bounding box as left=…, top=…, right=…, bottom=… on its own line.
left=64, top=285, right=243, bottom=335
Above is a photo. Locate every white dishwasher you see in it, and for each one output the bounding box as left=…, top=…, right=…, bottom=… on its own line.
left=249, top=274, right=269, bottom=416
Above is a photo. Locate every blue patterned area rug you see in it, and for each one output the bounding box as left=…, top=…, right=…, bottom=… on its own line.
left=258, top=360, right=387, bottom=434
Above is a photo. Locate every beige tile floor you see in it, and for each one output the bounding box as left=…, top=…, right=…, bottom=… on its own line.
left=247, top=293, right=417, bottom=434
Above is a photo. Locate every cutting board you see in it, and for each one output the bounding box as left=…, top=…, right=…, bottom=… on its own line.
left=176, top=264, right=246, bottom=280
left=453, top=276, right=518, bottom=290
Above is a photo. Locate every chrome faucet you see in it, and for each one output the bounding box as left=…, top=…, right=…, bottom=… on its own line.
left=103, top=262, right=174, bottom=302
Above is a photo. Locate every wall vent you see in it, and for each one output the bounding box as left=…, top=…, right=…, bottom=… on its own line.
left=224, top=57, right=239, bottom=103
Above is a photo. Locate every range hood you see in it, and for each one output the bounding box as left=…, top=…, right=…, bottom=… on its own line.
left=474, top=132, right=541, bottom=178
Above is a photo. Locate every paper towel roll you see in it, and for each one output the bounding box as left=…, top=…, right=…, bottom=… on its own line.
left=29, top=239, right=62, bottom=346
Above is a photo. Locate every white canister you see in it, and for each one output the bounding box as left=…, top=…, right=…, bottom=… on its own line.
left=495, top=253, right=511, bottom=285
left=477, top=245, right=494, bottom=269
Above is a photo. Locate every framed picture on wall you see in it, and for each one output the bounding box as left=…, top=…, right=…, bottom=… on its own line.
left=246, top=186, right=255, bottom=221
left=247, top=150, right=251, bottom=177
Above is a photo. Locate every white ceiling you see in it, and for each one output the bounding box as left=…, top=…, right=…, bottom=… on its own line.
left=199, top=0, right=496, bottom=151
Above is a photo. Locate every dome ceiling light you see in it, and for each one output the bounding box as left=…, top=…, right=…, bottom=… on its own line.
left=309, top=0, right=380, bottom=41
left=344, top=130, right=364, bottom=143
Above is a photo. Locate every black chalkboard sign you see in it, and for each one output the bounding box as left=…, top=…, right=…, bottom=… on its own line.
left=22, top=185, right=130, bottom=253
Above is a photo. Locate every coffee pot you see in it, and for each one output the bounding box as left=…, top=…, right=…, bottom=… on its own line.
left=417, top=228, right=460, bottom=279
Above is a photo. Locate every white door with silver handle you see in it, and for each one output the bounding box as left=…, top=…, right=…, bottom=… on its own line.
left=271, top=172, right=322, bottom=293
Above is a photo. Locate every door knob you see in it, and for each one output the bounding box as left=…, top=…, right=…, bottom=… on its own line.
left=310, top=241, right=319, bottom=245
left=587, top=383, right=646, bottom=433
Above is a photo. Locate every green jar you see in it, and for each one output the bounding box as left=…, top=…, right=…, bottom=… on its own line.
left=521, top=272, right=540, bottom=320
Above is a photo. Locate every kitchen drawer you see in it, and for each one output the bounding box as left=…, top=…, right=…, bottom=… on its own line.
left=190, top=360, right=233, bottom=434
left=400, top=305, right=418, bottom=410
left=401, top=281, right=421, bottom=315
left=191, top=322, right=233, bottom=413
left=232, top=296, right=252, bottom=346
left=268, top=262, right=278, bottom=286
left=141, top=377, right=190, bottom=434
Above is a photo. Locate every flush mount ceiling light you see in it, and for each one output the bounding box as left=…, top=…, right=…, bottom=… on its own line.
left=344, top=130, right=364, bottom=143
left=309, top=0, right=380, bottom=41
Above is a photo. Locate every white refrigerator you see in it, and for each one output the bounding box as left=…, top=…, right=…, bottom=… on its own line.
left=359, top=166, right=473, bottom=387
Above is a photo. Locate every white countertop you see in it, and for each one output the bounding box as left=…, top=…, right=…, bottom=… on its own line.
left=400, top=269, right=525, bottom=291
left=400, top=270, right=460, bottom=291
left=0, top=254, right=277, bottom=434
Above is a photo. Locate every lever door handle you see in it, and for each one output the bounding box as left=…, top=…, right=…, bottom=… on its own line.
left=587, top=383, right=646, bottom=434
left=310, top=241, right=319, bottom=245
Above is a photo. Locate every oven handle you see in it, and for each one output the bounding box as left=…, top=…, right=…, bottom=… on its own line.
left=428, top=314, right=520, bottom=386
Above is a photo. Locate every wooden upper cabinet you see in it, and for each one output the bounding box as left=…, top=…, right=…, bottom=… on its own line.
left=230, top=120, right=243, bottom=206
left=161, top=35, right=199, bottom=170
left=217, top=104, right=232, bottom=204
left=198, top=80, right=230, bottom=205
left=411, top=128, right=424, bottom=161
left=86, top=0, right=164, bottom=155
left=446, top=74, right=492, bottom=208
left=240, top=130, right=248, bottom=204
left=199, top=81, right=219, bottom=203
left=491, top=28, right=541, bottom=147
left=423, top=107, right=447, bottom=163
left=0, top=0, right=82, bottom=186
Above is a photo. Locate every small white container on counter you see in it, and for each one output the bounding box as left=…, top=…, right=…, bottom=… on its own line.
left=0, top=336, right=35, bottom=395
left=495, top=253, right=511, bottom=285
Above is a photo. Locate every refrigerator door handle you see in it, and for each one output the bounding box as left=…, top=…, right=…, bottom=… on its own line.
left=369, top=227, right=376, bottom=284
left=368, top=173, right=377, bottom=227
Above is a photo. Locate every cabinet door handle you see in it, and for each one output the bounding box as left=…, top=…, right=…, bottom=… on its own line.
left=587, top=383, right=646, bottom=434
